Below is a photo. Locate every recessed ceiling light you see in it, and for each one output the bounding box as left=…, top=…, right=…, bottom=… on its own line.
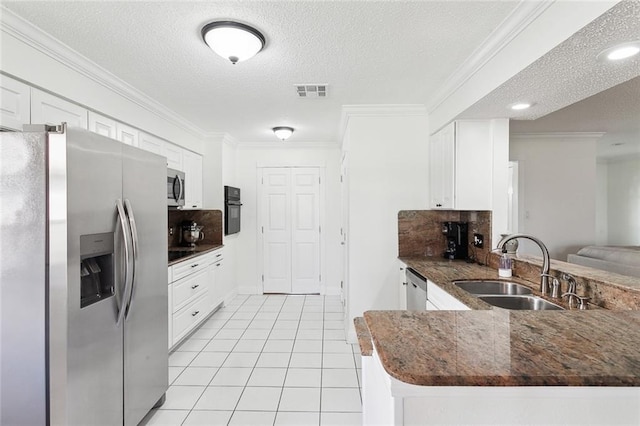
left=202, top=21, right=265, bottom=64
left=273, top=126, right=294, bottom=141
left=510, top=103, right=532, bottom=111
left=597, top=41, right=640, bottom=62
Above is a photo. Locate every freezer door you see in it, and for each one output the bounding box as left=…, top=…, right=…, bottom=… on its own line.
left=0, top=131, right=48, bottom=426
left=65, top=128, right=124, bottom=425
left=122, top=144, right=168, bottom=426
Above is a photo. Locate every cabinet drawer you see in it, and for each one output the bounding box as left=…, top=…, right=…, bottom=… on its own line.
left=173, top=293, right=210, bottom=342
left=172, top=257, right=209, bottom=281
left=173, top=269, right=209, bottom=312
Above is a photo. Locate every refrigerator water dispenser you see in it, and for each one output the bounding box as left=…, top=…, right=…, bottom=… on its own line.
left=80, top=232, right=115, bottom=308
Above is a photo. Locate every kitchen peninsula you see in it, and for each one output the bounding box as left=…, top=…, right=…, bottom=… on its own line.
left=359, top=258, right=640, bottom=425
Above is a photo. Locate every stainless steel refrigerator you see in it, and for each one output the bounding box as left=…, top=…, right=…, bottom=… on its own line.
left=0, top=124, right=168, bottom=425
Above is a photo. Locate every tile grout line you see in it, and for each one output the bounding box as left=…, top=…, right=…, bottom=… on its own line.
left=176, top=295, right=249, bottom=425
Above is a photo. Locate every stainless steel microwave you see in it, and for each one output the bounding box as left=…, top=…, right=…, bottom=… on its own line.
left=167, top=168, right=185, bottom=207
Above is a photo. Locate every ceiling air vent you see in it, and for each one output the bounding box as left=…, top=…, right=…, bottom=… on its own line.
left=295, top=84, right=328, bottom=98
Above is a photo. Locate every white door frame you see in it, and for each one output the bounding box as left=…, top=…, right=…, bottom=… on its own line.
left=257, top=165, right=326, bottom=294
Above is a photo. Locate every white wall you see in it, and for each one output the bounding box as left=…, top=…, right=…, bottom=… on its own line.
left=233, top=146, right=342, bottom=295
left=219, top=139, right=240, bottom=302
left=344, top=114, right=430, bottom=342
left=595, top=161, right=609, bottom=245
left=606, top=156, right=640, bottom=245
left=510, top=134, right=598, bottom=260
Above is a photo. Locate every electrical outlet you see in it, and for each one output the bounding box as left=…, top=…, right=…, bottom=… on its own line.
left=473, top=233, right=484, bottom=248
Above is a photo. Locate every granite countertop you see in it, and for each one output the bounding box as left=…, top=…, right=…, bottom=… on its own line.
left=361, top=257, right=640, bottom=386
left=168, top=244, right=223, bottom=266
left=354, top=317, right=373, bottom=356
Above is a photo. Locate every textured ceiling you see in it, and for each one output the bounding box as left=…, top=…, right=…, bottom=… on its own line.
left=458, top=1, right=640, bottom=159
left=511, top=76, right=640, bottom=159
left=2, top=0, right=517, bottom=143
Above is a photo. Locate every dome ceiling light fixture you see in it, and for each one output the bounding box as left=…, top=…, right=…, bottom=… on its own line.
left=597, top=41, right=640, bottom=61
left=273, top=126, right=294, bottom=141
left=201, top=21, right=265, bottom=64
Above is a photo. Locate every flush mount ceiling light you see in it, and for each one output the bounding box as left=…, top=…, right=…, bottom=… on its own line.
left=273, top=126, right=294, bottom=141
left=509, top=102, right=533, bottom=111
left=597, top=41, right=640, bottom=61
left=201, top=21, right=265, bottom=64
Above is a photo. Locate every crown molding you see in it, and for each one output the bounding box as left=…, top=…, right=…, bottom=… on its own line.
left=338, top=104, right=428, bottom=148
left=0, top=6, right=208, bottom=139
left=511, top=132, right=606, bottom=139
left=237, top=141, right=340, bottom=150
left=427, top=0, right=555, bottom=114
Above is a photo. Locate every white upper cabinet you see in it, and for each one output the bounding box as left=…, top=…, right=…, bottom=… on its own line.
left=88, top=111, right=117, bottom=139
left=138, top=131, right=163, bottom=155
left=31, top=88, right=88, bottom=129
left=0, top=75, right=30, bottom=130
left=162, top=141, right=183, bottom=171
left=182, top=150, right=203, bottom=209
left=116, top=122, right=139, bottom=147
left=429, top=120, right=493, bottom=210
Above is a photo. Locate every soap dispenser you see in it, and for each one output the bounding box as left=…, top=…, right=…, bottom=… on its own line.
left=498, top=252, right=512, bottom=278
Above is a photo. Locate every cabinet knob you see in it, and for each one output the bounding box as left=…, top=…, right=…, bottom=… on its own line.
left=191, top=284, right=199, bottom=289
left=192, top=310, right=200, bottom=316
left=191, top=263, right=199, bottom=268
left=216, top=263, right=221, bottom=267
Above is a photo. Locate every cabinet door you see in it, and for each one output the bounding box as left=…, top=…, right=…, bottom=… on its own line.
left=0, top=75, right=30, bottom=130
left=138, top=131, right=163, bottom=155
left=398, top=261, right=407, bottom=310
left=116, top=122, right=139, bottom=147
left=31, top=88, right=88, bottom=128
left=182, top=150, right=203, bottom=209
left=454, top=121, right=492, bottom=210
left=429, top=122, right=454, bottom=209
left=162, top=142, right=183, bottom=171
left=88, top=111, right=117, bottom=139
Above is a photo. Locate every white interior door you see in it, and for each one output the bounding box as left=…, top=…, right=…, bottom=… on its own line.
left=262, top=168, right=292, bottom=293
left=291, top=168, right=321, bottom=294
left=261, top=167, right=321, bottom=294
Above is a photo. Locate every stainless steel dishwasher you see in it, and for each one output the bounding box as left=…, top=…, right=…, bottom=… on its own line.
left=406, top=268, right=427, bottom=310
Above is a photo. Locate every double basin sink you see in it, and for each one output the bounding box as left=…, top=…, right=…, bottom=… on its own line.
left=453, top=280, right=564, bottom=311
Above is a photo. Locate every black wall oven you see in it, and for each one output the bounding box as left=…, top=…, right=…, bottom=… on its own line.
left=224, top=186, right=242, bottom=235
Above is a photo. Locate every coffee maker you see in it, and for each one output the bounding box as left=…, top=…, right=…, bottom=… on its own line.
left=442, top=221, right=468, bottom=260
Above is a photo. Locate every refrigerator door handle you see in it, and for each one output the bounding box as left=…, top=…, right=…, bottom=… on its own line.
left=116, top=199, right=134, bottom=326
left=123, top=199, right=139, bottom=318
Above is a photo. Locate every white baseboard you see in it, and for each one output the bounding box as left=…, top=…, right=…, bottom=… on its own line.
left=322, top=286, right=342, bottom=296
left=238, top=285, right=261, bottom=295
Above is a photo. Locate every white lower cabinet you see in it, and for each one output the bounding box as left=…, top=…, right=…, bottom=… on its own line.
left=168, top=248, right=224, bottom=350
left=398, top=261, right=407, bottom=310
left=426, top=279, right=469, bottom=311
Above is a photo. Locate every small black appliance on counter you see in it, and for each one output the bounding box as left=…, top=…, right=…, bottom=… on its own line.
left=442, top=221, right=468, bottom=260
left=224, top=186, right=242, bottom=235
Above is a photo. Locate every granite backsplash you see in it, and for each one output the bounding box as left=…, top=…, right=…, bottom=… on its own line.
left=398, top=210, right=492, bottom=263
left=168, top=209, right=223, bottom=248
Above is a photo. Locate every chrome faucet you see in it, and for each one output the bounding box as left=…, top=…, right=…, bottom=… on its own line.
left=496, top=233, right=551, bottom=295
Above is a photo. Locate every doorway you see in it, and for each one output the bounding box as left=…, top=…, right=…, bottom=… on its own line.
left=259, top=167, right=322, bottom=294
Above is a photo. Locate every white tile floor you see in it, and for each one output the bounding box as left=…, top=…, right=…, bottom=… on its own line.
left=141, top=295, right=362, bottom=426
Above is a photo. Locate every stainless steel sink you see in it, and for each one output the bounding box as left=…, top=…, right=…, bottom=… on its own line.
left=453, top=280, right=533, bottom=296
left=478, top=295, right=564, bottom=311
